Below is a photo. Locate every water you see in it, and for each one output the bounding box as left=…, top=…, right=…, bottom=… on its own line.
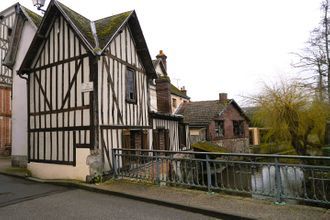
left=251, top=166, right=304, bottom=202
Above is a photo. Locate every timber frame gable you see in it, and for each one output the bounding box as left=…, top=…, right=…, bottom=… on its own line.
left=17, top=0, right=158, bottom=171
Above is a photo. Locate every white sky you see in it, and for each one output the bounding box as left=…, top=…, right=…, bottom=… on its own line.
left=1, top=0, right=324, bottom=105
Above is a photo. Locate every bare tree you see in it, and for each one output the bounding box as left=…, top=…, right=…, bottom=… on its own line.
left=292, top=0, right=330, bottom=102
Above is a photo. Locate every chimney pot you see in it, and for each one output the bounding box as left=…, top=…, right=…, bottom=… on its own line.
left=181, top=86, right=187, bottom=96
left=219, top=93, right=228, bottom=102
left=156, top=50, right=167, bottom=71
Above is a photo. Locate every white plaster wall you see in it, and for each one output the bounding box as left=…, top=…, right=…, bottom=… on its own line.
left=28, top=148, right=90, bottom=181
left=149, top=84, right=157, bottom=111
left=155, top=64, right=164, bottom=76
left=190, top=128, right=201, bottom=136
left=11, top=22, right=36, bottom=157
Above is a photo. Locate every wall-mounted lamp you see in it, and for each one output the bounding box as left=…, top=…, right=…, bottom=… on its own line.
left=32, top=0, right=46, bottom=12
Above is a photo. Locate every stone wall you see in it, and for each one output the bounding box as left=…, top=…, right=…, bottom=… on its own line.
left=213, top=138, right=250, bottom=153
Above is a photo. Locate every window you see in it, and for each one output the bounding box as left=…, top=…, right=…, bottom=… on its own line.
left=126, top=68, right=136, bottom=103
left=215, top=120, right=224, bottom=137
left=172, top=98, right=177, bottom=108
left=233, top=120, right=244, bottom=137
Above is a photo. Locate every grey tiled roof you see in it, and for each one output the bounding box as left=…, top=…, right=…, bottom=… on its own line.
left=177, top=100, right=231, bottom=125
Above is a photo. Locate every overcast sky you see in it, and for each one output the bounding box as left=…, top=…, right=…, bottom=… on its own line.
left=1, top=0, right=325, bottom=105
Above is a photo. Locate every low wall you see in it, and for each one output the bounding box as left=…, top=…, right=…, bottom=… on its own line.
left=28, top=148, right=90, bottom=181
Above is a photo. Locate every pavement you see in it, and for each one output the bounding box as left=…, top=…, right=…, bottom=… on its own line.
left=0, top=156, right=329, bottom=220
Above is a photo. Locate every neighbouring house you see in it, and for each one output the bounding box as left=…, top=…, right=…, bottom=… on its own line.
left=148, top=51, right=190, bottom=151
left=177, top=93, right=250, bottom=153
left=17, top=0, right=189, bottom=181
left=148, top=50, right=191, bottom=151
left=0, top=3, right=41, bottom=160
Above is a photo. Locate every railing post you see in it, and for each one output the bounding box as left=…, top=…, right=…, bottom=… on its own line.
left=274, top=157, right=283, bottom=204
left=156, top=151, right=160, bottom=185
left=112, top=149, right=117, bottom=178
left=206, top=154, right=212, bottom=193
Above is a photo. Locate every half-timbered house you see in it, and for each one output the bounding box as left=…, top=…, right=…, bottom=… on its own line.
left=0, top=3, right=41, bottom=159
left=18, top=0, right=188, bottom=181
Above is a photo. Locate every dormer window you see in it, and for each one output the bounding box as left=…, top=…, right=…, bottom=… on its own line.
left=7, top=27, right=12, bottom=37
left=126, top=67, right=136, bottom=103
left=172, top=98, right=177, bottom=108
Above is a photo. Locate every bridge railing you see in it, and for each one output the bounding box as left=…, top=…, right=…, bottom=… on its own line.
left=111, top=148, right=330, bottom=205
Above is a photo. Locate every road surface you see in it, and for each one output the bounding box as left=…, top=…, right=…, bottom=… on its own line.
left=0, top=174, right=216, bottom=220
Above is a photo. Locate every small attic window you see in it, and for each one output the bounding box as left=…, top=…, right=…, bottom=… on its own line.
left=7, top=27, right=12, bottom=36
left=126, top=68, right=136, bottom=103
left=215, top=120, right=224, bottom=137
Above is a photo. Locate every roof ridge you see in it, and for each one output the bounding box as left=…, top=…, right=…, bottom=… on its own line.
left=189, top=99, right=232, bottom=103
left=94, top=10, right=133, bottom=50
left=90, top=21, right=100, bottom=52
left=20, top=5, right=43, bottom=28
left=55, top=1, right=95, bottom=51
left=93, top=10, right=134, bottom=23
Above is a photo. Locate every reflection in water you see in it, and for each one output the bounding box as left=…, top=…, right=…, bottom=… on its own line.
left=251, top=166, right=304, bottom=202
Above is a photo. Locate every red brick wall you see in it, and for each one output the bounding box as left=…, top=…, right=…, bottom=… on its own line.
left=0, top=87, right=12, bottom=155
left=207, top=104, right=249, bottom=141
left=156, top=78, right=172, bottom=114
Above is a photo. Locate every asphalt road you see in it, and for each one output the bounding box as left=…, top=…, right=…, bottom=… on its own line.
left=0, top=174, right=216, bottom=220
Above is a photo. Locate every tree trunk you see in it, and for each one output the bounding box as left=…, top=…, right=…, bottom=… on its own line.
left=323, top=1, right=330, bottom=102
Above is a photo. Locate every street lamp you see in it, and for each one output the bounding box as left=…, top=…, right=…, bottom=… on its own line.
left=32, top=0, right=46, bottom=12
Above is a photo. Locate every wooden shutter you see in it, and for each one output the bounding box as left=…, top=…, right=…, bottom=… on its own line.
left=179, top=124, right=186, bottom=149
left=122, top=129, right=131, bottom=169
left=165, top=129, right=170, bottom=151
left=142, top=130, right=148, bottom=150
left=152, top=129, right=159, bottom=150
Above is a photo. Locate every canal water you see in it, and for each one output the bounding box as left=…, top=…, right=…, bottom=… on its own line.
left=251, top=166, right=304, bottom=202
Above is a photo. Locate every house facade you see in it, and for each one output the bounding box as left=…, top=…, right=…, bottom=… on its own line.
left=0, top=3, right=41, bottom=159
left=18, top=0, right=189, bottom=181
left=177, top=93, right=250, bottom=153
left=0, top=4, right=15, bottom=156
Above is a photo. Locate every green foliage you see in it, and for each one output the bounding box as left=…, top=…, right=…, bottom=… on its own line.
left=249, top=80, right=330, bottom=155
left=251, top=143, right=294, bottom=154
left=323, top=146, right=330, bottom=156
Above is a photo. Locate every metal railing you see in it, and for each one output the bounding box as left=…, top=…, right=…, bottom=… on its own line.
left=111, top=148, right=330, bottom=205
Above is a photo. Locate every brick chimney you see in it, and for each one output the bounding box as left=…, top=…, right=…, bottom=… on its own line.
left=219, top=93, right=228, bottom=102
left=156, top=76, right=172, bottom=113
left=156, top=50, right=167, bottom=71
left=180, top=86, right=187, bottom=96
